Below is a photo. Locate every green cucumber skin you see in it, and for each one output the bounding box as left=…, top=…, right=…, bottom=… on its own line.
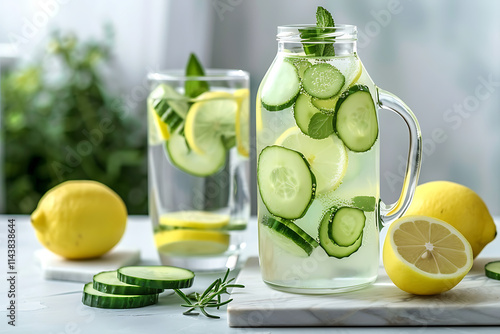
left=262, top=216, right=319, bottom=255
left=257, top=146, right=316, bottom=220
left=82, top=283, right=159, bottom=309
left=302, top=63, right=345, bottom=99
left=261, top=95, right=298, bottom=112
left=318, top=208, right=363, bottom=258
left=333, top=84, right=379, bottom=153
left=117, top=266, right=195, bottom=289
left=330, top=207, right=366, bottom=247
left=485, top=261, right=500, bottom=280
left=93, top=280, right=163, bottom=296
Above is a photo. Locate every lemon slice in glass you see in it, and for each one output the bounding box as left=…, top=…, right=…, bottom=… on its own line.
left=275, top=126, right=347, bottom=194
left=184, top=91, right=237, bottom=155
left=383, top=215, right=473, bottom=295
left=234, top=88, right=250, bottom=157
left=159, top=211, right=230, bottom=229
left=154, top=229, right=229, bottom=256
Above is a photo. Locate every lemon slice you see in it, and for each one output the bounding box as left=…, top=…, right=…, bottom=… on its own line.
left=159, top=211, right=230, bottom=229
left=148, top=101, right=170, bottom=143
left=234, top=88, right=250, bottom=157
left=184, top=91, right=237, bottom=154
left=383, top=215, right=473, bottom=295
left=275, top=126, right=347, bottom=193
left=154, top=229, right=229, bottom=256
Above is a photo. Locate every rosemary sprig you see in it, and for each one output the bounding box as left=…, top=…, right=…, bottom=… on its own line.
left=174, top=268, right=245, bottom=319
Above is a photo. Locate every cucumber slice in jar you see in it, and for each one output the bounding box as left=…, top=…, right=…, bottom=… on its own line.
left=302, top=63, right=345, bottom=99
left=165, top=132, right=226, bottom=177
left=93, top=271, right=163, bottom=295
left=257, top=145, right=316, bottom=220
left=261, top=216, right=319, bottom=257
left=260, top=60, right=301, bottom=111
left=117, top=265, right=194, bottom=289
left=318, top=208, right=363, bottom=258
left=334, top=84, right=379, bottom=152
left=485, top=261, right=500, bottom=280
left=293, top=93, right=323, bottom=136
left=330, top=207, right=366, bottom=247
left=82, top=282, right=159, bottom=309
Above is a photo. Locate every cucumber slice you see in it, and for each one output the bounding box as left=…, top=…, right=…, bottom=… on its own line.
left=165, top=132, right=226, bottom=177
left=257, top=145, right=315, bottom=220
left=93, top=271, right=163, bottom=295
left=293, top=93, right=322, bottom=136
left=261, top=60, right=300, bottom=111
left=319, top=208, right=363, bottom=258
left=330, top=207, right=366, bottom=247
left=118, top=266, right=194, bottom=289
left=302, top=63, right=345, bottom=99
left=149, top=84, right=189, bottom=119
left=334, top=85, right=379, bottom=152
left=261, top=216, right=318, bottom=257
left=485, top=261, right=500, bottom=280
left=82, top=282, right=159, bottom=309
left=286, top=58, right=312, bottom=79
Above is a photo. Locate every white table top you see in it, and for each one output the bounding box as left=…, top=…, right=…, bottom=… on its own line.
left=1, top=214, right=499, bottom=333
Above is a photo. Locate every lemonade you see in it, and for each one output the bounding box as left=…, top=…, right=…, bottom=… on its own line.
left=256, top=15, right=422, bottom=293
left=257, top=49, right=380, bottom=292
left=147, top=64, right=250, bottom=271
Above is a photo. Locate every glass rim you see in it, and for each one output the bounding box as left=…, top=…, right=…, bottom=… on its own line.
left=148, top=69, right=249, bottom=82
left=277, top=24, right=357, bottom=42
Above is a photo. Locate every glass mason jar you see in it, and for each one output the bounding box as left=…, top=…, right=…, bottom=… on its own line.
left=147, top=69, right=250, bottom=271
left=256, top=25, right=422, bottom=293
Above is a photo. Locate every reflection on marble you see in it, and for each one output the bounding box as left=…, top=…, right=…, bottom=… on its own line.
left=227, top=257, right=500, bottom=327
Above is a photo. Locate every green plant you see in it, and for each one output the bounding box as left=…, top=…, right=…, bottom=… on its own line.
left=1, top=27, right=147, bottom=214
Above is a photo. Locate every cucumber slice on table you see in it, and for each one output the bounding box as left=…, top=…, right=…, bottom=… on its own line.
left=82, top=282, right=159, bottom=309
left=334, top=85, right=378, bottom=152
left=319, top=208, right=363, bottom=258
left=261, top=60, right=300, bottom=111
left=165, top=132, right=226, bottom=177
left=118, top=266, right=194, bottom=289
left=485, top=261, right=500, bottom=280
left=302, top=63, right=345, bottom=99
left=261, top=215, right=318, bottom=257
left=257, top=145, right=315, bottom=220
left=93, top=270, right=163, bottom=295
left=330, top=207, right=366, bottom=247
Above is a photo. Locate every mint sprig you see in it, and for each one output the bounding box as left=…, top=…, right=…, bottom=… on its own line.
left=185, top=53, right=210, bottom=98
left=301, top=6, right=336, bottom=57
left=308, top=113, right=334, bottom=139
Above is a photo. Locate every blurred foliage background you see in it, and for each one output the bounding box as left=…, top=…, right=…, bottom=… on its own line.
left=1, top=27, right=147, bottom=214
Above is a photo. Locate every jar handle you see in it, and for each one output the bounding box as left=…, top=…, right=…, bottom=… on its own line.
left=377, top=88, right=422, bottom=227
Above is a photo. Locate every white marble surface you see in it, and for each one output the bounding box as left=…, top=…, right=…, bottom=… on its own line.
left=35, top=248, right=141, bottom=282
left=1, top=215, right=500, bottom=334
left=228, top=257, right=500, bottom=327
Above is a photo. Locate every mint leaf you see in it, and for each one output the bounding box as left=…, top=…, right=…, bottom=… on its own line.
left=352, top=196, right=377, bottom=212
left=307, top=112, right=334, bottom=139
left=316, top=6, right=335, bottom=57
left=316, top=6, right=334, bottom=28
left=185, top=53, right=209, bottom=98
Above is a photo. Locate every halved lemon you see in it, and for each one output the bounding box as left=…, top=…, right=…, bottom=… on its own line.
left=154, top=229, right=229, bottom=256
left=383, top=215, right=473, bottom=295
left=159, top=211, right=230, bottom=229
left=275, top=126, right=347, bottom=194
left=184, top=91, right=237, bottom=154
left=234, top=88, right=250, bottom=157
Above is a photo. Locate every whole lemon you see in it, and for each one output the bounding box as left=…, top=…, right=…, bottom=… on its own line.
left=31, top=180, right=127, bottom=259
left=404, top=181, right=496, bottom=258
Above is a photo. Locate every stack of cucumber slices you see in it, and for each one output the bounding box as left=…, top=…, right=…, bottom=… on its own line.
left=82, top=266, right=194, bottom=309
left=258, top=55, right=379, bottom=260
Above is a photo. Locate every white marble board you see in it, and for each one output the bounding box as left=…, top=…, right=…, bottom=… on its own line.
left=227, top=257, right=500, bottom=327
